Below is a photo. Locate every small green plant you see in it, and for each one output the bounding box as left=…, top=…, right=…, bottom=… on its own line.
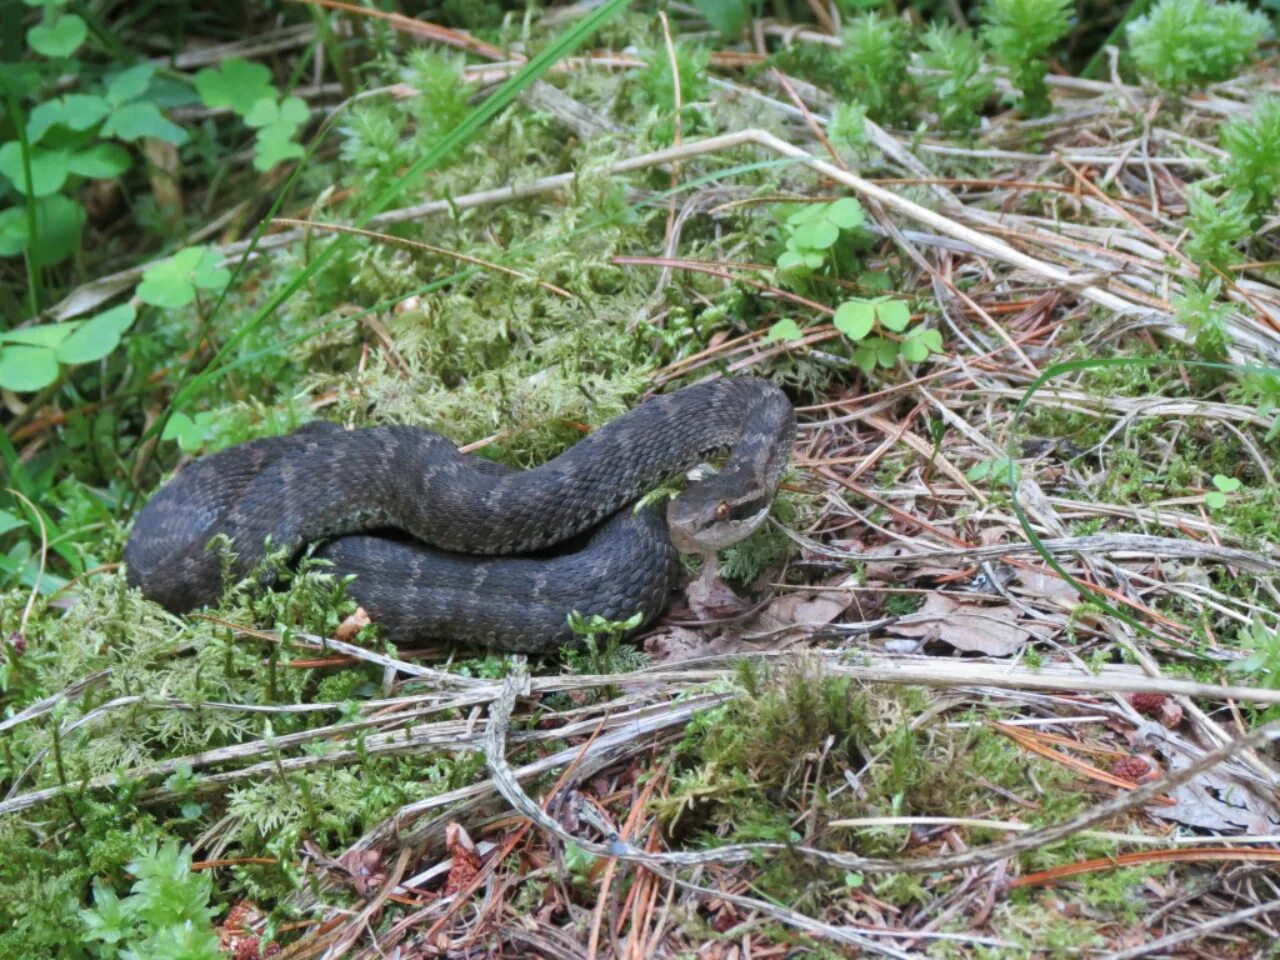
left=833, top=295, right=941, bottom=372
left=1218, top=96, right=1280, bottom=216
left=967, top=456, right=1019, bottom=486
left=81, top=840, right=223, bottom=960
left=980, top=0, right=1073, bottom=116
left=562, top=611, right=649, bottom=676
left=1232, top=370, right=1280, bottom=440
left=1174, top=279, right=1233, bottom=359
left=0, top=48, right=188, bottom=275
left=0, top=242, right=228, bottom=396
left=1229, top=618, right=1280, bottom=720
left=771, top=197, right=866, bottom=294
left=1127, top=0, right=1269, bottom=93
left=1183, top=183, right=1252, bottom=272
left=633, top=42, right=711, bottom=146
left=195, top=58, right=308, bottom=172
left=0, top=304, right=135, bottom=393
left=918, top=23, right=994, bottom=131
left=1204, top=473, right=1241, bottom=509
left=840, top=14, right=913, bottom=123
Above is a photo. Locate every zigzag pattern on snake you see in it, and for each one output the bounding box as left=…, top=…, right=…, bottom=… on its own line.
left=125, top=377, right=796, bottom=652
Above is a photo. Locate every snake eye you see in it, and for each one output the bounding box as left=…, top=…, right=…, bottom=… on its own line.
left=714, top=500, right=731, bottom=521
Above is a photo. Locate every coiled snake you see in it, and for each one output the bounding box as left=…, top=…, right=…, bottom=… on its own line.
left=125, top=377, right=795, bottom=652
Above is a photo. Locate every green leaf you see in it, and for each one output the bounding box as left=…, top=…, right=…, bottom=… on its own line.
left=0, top=207, right=29, bottom=256
left=105, top=64, right=156, bottom=107
left=66, top=142, right=131, bottom=178
left=834, top=300, right=876, bottom=340
left=0, top=142, right=69, bottom=197
left=0, top=345, right=59, bottom=391
left=2, top=195, right=87, bottom=266
left=787, top=203, right=828, bottom=225
left=792, top=218, right=840, bottom=251
left=875, top=298, right=912, bottom=332
left=967, top=459, right=991, bottom=481
left=0, top=509, right=26, bottom=537
left=852, top=344, right=877, bottom=375
left=900, top=335, right=930, bottom=363
left=875, top=337, right=899, bottom=367
left=764, top=318, right=804, bottom=342
left=194, top=58, right=275, bottom=116
left=27, top=93, right=110, bottom=142
left=0, top=320, right=77, bottom=347
left=28, top=193, right=84, bottom=266
left=102, top=102, right=188, bottom=145
left=137, top=246, right=230, bottom=307
left=692, top=0, right=746, bottom=37
left=253, top=130, right=305, bottom=172
left=826, top=197, right=865, bottom=229
left=245, top=96, right=308, bottom=132
left=775, top=250, right=807, bottom=272
left=916, top=328, right=943, bottom=353
left=161, top=411, right=216, bottom=453
left=55, top=304, right=137, bottom=364
left=1204, top=490, right=1227, bottom=510
left=27, top=13, right=87, bottom=58
left=1212, top=474, right=1242, bottom=493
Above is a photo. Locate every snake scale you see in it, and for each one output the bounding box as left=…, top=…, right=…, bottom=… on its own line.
left=125, top=377, right=796, bottom=652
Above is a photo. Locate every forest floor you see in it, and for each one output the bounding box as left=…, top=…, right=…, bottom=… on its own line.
left=3, top=5, right=1280, bottom=959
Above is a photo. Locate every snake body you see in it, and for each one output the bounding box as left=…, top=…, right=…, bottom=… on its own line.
left=125, top=377, right=795, bottom=651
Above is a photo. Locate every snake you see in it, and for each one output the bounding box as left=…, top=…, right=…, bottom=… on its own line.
left=125, top=377, right=796, bottom=652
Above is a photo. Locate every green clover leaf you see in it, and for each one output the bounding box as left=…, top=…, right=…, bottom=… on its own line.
left=27, top=194, right=84, bottom=266
left=0, top=195, right=84, bottom=264
left=138, top=246, right=230, bottom=308
left=0, top=142, right=69, bottom=197
left=764, top=318, right=804, bottom=342
left=791, top=218, right=840, bottom=251
left=0, top=208, right=28, bottom=256
left=54, top=304, right=137, bottom=364
left=0, top=345, right=59, bottom=391
left=253, top=129, right=306, bottom=172
left=105, top=64, right=156, bottom=107
left=102, top=101, right=188, bottom=145
left=161, top=411, right=217, bottom=453
left=27, top=13, right=87, bottom=58
left=66, top=143, right=131, bottom=178
left=27, top=93, right=110, bottom=142
left=1212, top=475, right=1242, bottom=493
left=900, top=335, right=930, bottom=363
left=195, top=59, right=275, bottom=116
left=787, top=203, right=829, bottom=226
left=875, top=298, right=912, bottom=332
left=900, top=327, right=943, bottom=363
left=826, top=197, right=865, bottom=229
left=244, top=95, right=308, bottom=132
left=833, top=300, right=876, bottom=341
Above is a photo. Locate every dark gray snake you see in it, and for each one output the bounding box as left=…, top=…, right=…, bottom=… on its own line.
left=125, top=377, right=795, bottom=652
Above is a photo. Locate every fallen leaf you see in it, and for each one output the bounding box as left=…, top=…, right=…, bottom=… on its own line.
left=685, top=558, right=751, bottom=621
left=443, top=822, right=482, bottom=897
left=644, top=627, right=760, bottom=663
left=1017, top=567, right=1081, bottom=606
left=1156, top=750, right=1280, bottom=834
left=889, top=593, right=1060, bottom=656
left=336, top=606, right=371, bottom=642
left=754, top=575, right=856, bottom=636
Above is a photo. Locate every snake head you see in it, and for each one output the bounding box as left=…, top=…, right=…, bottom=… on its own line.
left=665, top=466, right=776, bottom=555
